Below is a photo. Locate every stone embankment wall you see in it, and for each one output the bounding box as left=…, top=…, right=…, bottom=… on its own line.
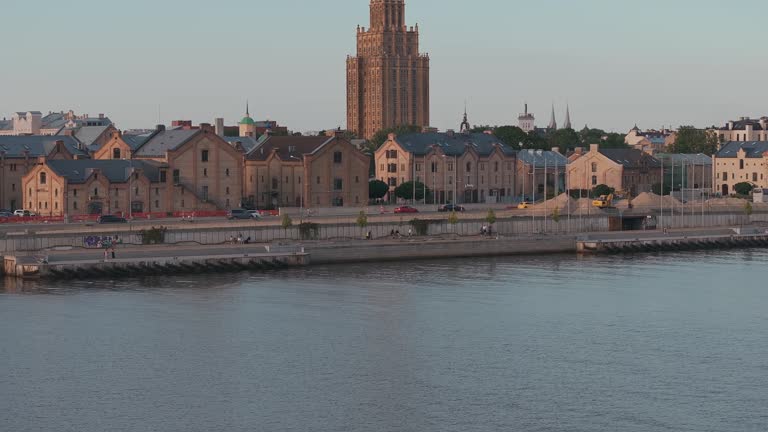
left=0, top=216, right=609, bottom=253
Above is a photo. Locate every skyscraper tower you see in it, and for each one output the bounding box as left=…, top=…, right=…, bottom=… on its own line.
left=347, top=0, right=430, bottom=139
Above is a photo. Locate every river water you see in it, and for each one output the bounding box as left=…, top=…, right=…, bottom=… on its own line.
left=1, top=251, right=767, bottom=432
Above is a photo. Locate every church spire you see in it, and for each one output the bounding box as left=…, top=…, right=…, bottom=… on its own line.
left=246, top=100, right=250, bottom=116
left=548, top=104, right=557, bottom=130
left=564, top=104, right=572, bottom=129
left=460, top=102, right=470, bottom=133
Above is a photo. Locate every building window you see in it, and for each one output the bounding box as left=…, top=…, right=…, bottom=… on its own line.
left=740, top=160, right=744, bottom=170
left=172, top=170, right=180, bottom=184
left=201, top=186, right=209, bottom=201
left=416, top=163, right=422, bottom=172
left=226, top=168, right=230, bottom=177
left=592, top=176, right=597, bottom=186
left=466, top=162, right=471, bottom=172
left=11, top=183, right=15, bottom=192
left=40, top=172, right=47, bottom=184
left=449, top=176, right=453, bottom=185
left=388, top=177, right=397, bottom=187
left=495, top=162, right=499, bottom=172
left=316, top=176, right=321, bottom=184
left=448, top=163, right=454, bottom=172
left=201, top=150, right=209, bottom=162
left=113, top=148, right=121, bottom=159
left=386, top=150, right=398, bottom=159
left=431, top=162, right=437, bottom=173
left=160, top=171, right=167, bottom=183
left=388, top=163, right=397, bottom=173
left=73, top=202, right=78, bottom=210
left=380, top=164, right=385, bottom=172
left=94, top=188, right=99, bottom=197
left=73, top=190, right=77, bottom=197
left=333, top=178, right=343, bottom=191
left=155, top=200, right=159, bottom=208
left=355, top=176, right=359, bottom=183
left=753, top=173, right=758, bottom=182
left=333, top=152, right=343, bottom=164
left=203, top=168, right=208, bottom=177
left=226, top=187, right=230, bottom=195
left=591, top=163, right=598, bottom=173
left=272, top=178, right=279, bottom=189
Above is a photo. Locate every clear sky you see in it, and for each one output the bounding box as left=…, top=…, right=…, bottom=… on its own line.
left=2, top=0, right=766, bottom=133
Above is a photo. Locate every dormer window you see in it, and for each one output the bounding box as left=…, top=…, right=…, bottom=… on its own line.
left=113, top=148, right=121, bottom=159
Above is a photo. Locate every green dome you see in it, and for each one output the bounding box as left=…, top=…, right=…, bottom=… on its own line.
left=240, top=116, right=255, bottom=125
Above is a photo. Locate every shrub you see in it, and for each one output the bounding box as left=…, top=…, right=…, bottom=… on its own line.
left=298, top=222, right=319, bottom=240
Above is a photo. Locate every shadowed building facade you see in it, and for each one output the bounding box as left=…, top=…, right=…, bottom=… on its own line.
left=347, top=0, right=430, bottom=139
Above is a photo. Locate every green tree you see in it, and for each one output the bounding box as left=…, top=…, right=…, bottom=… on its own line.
left=734, top=182, right=754, bottom=196
left=668, top=126, right=720, bottom=155
left=356, top=210, right=368, bottom=229
left=744, top=201, right=754, bottom=217
left=485, top=209, right=497, bottom=225
left=281, top=213, right=293, bottom=230
left=369, top=180, right=389, bottom=200
left=447, top=210, right=459, bottom=225
left=394, top=181, right=430, bottom=201
left=552, top=207, right=561, bottom=223
left=547, top=128, right=580, bottom=150
left=492, top=126, right=530, bottom=148
left=579, top=127, right=628, bottom=149
left=592, top=184, right=614, bottom=197
left=370, top=125, right=422, bottom=149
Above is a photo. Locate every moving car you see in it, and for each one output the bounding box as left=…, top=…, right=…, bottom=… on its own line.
left=438, top=204, right=465, bottom=212
left=247, top=210, right=262, bottom=219
left=97, top=215, right=128, bottom=224
left=394, top=206, right=419, bottom=214
left=227, top=209, right=256, bottom=220
left=13, top=210, right=36, bottom=217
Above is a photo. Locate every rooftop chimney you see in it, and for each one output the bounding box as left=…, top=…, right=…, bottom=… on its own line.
left=590, top=143, right=600, bottom=153
left=156, top=124, right=166, bottom=132
left=214, top=118, right=225, bottom=137
left=199, top=123, right=213, bottom=133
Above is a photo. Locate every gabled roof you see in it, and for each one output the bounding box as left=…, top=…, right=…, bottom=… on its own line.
left=222, top=136, right=263, bottom=154
left=45, top=159, right=166, bottom=184
left=656, top=153, right=712, bottom=165
left=66, top=125, right=111, bottom=151
left=0, top=135, right=88, bottom=158
left=716, top=141, right=768, bottom=158
left=246, top=135, right=332, bottom=161
left=133, top=129, right=199, bottom=157
left=720, top=118, right=767, bottom=131
left=122, top=133, right=152, bottom=150
left=599, top=148, right=661, bottom=168
left=393, top=132, right=515, bottom=157
left=517, top=149, right=568, bottom=167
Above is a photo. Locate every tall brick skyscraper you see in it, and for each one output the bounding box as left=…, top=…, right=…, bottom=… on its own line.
left=347, top=0, right=430, bottom=139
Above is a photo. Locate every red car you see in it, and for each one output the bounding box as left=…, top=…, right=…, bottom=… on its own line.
left=394, top=206, right=419, bottom=214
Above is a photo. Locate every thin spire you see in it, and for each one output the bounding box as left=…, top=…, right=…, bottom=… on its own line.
left=548, top=104, right=557, bottom=130
left=246, top=100, right=250, bottom=116
left=564, top=104, right=572, bottom=129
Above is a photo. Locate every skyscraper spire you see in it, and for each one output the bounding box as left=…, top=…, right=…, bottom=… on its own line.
left=564, top=104, right=572, bottom=130
left=548, top=104, right=557, bottom=130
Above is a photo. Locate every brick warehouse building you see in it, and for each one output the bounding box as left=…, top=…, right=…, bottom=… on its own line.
left=347, top=0, right=430, bottom=139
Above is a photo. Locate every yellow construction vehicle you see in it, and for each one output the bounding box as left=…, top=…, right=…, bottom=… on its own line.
left=592, top=193, right=614, bottom=209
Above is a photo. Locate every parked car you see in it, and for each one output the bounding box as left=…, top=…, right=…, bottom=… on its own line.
left=13, top=210, right=36, bottom=217
left=0, top=211, right=13, bottom=218
left=394, top=206, right=419, bottom=214
left=438, top=204, right=465, bottom=212
left=247, top=210, right=262, bottom=219
left=97, top=215, right=128, bottom=224
left=227, top=209, right=253, bottom=220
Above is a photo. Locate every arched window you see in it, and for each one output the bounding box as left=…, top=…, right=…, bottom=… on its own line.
left=40, top=172, right=47, bottom=184
left=113, top=148, right=121, bottom=159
